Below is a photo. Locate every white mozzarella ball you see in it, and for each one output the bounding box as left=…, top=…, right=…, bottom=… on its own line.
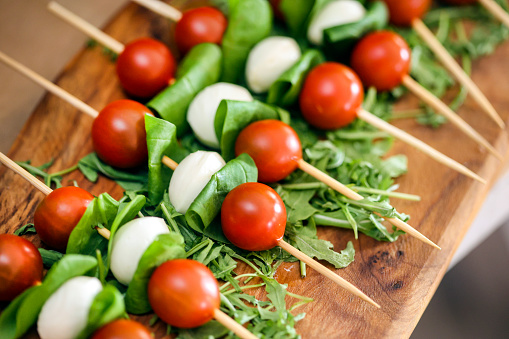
left=110, top=217, right=170, bottom=285
left=37, top=276, right=102, bottom=339
left=307, top=0, right=366, bottom=45
left=245, top=36, right=301, bottom=93
left=187, top=82, right=253, bottom=148
left=169, top=151, right=226, bottom=214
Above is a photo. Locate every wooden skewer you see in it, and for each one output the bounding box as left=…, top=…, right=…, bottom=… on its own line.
left=0, top=152, right=111, bottom=239
left=162, top=156, right=178, bottom=170
left=213, top=309, right=258, bottom=339
left=411, top=18, right=505, bottom=129
left=402, top=75, right=502, bottom=161
left=0, top=51, right=98, bottom=118
left=48, top=1, right=125, bottom=54
left=297, top=159, right=440, bottom=249
left=278, top=239, right=380, bottom=308
left=479, top=0, right=509, bottom=28
left=356, top=109, right=487, bottom=184
left=131, top=0, right=183, bottom=21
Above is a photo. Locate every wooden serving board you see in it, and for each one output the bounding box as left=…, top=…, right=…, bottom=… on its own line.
left=1, top=2, right=509, bottom=338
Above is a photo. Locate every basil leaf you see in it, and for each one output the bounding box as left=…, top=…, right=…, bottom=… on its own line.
left=38, top=248, right=64, bottom=269
left=106, top=195, right=147, bottom=271
left=323, top=1, right=388, bottom=57
left=77, top=284, right=126, bottom=339
left=147, top=43, right=222, bottom=137
left=145, top=115, right=190, bottom=205
left=0, top=255, right=98, bottom=339
left=78, top=153, right=148, bottom=191
left=280, top=0, right=331, bottom=38
left=214, top=100, right=290, bottom=161
left=13, top=224, right=36, bottom=236
left=125, top=233, right=186, bottom=314
left=221, top=0, right=272, bottom=83
left=66, top=193, right=119, bottom=263
left=185, top=153, right=257, bottom=240
left=267, top=49, right=324, bottom=107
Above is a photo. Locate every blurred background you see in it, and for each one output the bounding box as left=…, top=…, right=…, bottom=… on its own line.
left=0, top=1, right=508, bottom=337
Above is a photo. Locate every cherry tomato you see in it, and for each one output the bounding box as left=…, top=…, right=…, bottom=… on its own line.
left=92, top=100, right=152, bottom=168
left=351, top=31, right=411, bottom=91
left=221, top=182, right=286, bottom=251
left=235, top=120, right=302, bottom=183
left=175, top=7, right=228, bottom=54
left=299, top=62, right=364, bottom=130
left=440, top=0, right=477, bottom=4
left=382, top=0, right=432, bottom=26
left=116, top=38, right=176, bottom=98
left=148, top=259, right=220, bottom=328
left=34, top=186, right=94, bottom=251
left=0, top=234, right=43, bottom=301
left=91, top=319, right=152, bottom=339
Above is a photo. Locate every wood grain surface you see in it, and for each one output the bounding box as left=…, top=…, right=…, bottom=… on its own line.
left=1, top=2, right=508, bottom=338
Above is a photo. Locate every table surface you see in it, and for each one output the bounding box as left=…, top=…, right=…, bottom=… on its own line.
left=1, top=1, right=509, bottom=338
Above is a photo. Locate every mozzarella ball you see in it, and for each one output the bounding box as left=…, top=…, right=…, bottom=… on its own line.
left=187, top=83, right=253, bottom=148
left=307, top=0, right=366, bottom=45
left=169, top=151, right=226, bottom=214
left=37, top=276, right=103, bottom=339
left=110, top=217, right=170, bottom=285
left=245, top=36, right=301, bottom=93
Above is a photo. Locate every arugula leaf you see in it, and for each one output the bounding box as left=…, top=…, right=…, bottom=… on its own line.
left=77, top=284, right=126, bottom=339
left=147, top=43, right=223, bottom=136
left=38, top=248, right=64, bottom=269
left=267, top=49, right=325, bottom=107
left=214, top=100, right=290, bottom=161
left=66, top=193, right=119, bottom=264
left=14, top=224, right=36, bottom=236
left=145, top=115, right=189, bottom=205
left=78, top=153, right=148, bottom=191
left=125, top=233, right=186, bottom=314
left=220, top=0, right=272, bottom=83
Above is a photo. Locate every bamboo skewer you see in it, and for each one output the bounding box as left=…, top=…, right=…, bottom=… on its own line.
left=213, top=309, right=258, bottom=339
left=278, top=239, right=380, bottom=308
left=357, top=109, right=487, bottom=184
left=297, top=159, right=440, bottom=249
left=48, top=1, right=124, bottom=54
left=131, top=0, right=183, bottom=21
left=479, top=0, right=509, bottom=28
left=0, top=51, right=98, bottom=118
left=411, top=18, right=505, bottom=129
left=402, top=75, right=502, bottom=161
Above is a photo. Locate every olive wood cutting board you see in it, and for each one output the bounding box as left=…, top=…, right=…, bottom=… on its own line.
left=1, top=1, right=509, bottom=338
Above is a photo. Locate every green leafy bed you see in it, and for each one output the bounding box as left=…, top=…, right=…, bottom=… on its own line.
left=4, top=0, right=509, bottom=338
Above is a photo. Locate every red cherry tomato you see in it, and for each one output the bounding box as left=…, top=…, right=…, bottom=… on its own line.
left=351, top=31, right=411, bottom=91
left=235, top=120, right=302, bottom=183
left=299, top=62, right=364, bottom=130
left=92, top=100, right=152, bottom=168
left=33, top=186, right=94, bottom=251
left=116, top=38, right=176, bottom=98
left=221, top=182, right=286, bottom=251
left=382, top=0, right=432, bottom=26
left=440, top=0, right=477, bottom=4
left=175, top=7, right=228, bottom=54
left=148, top=259, right=220, bottom=328
left=0, top=234, right=43, bottom=301
left=91, top=319, right=152, bottom=339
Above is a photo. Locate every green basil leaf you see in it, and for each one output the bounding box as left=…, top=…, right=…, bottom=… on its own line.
left=280, top=0, right=331, bottom=38
left=266, top=49, right=324, bottom=107
left=38, top=248, right=64, bottom=269
left=214, top=100, right=290, bottom=161
left=323, top=1, right=388, bottom=57
left=0, top=255, right=98, bottom=339
left=66, top=193, right=119, bottom=263
left=106, top=195, right=147, bottom=270
left=77, top=284, right=126, bottom=339
left=221, top=0, right=272, bottom=83
left=13, top=224, right=36, bottom=236
left=185, top=153, right=257, bottom=239
left=125, top=233, right=186, bottom=314
left=145, top=115, right=190, bottom=205
left=147, top=43, right=222, bottom=137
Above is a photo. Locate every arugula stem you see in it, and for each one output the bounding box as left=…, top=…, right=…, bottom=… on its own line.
left=390, top=109, right=426, bottom=120
left=231, top=253, right=265, bottom=276
left=222, top=283, right=266, bottom=296
left=50, top=164, right=79, bottom=177
left=220, top=273, right=259, bottom=291
left=286, top=291, right=314, bottom=302
left=185, top=240, right=209, bottom=257
left=299, top=261, right=306, bottom=278
left=160, top=204, right=182, bottom=236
